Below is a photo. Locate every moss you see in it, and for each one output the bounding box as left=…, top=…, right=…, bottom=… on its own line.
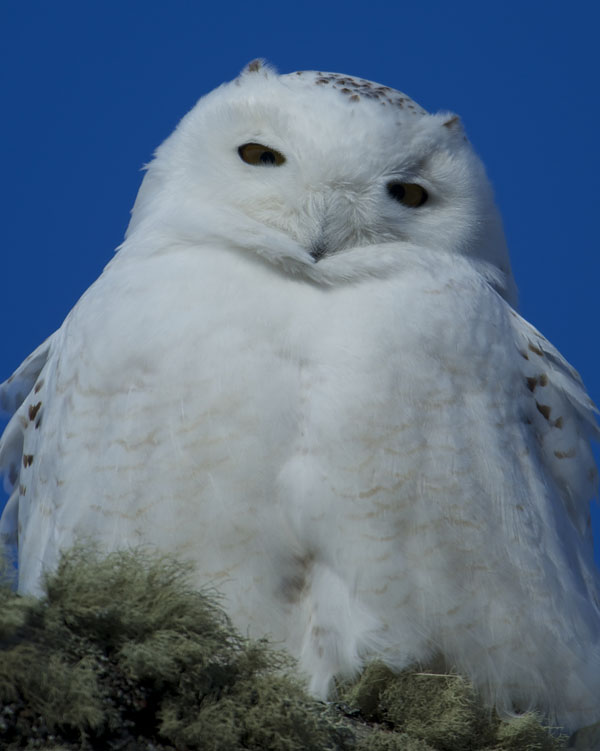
left=0, top=546, right=349, bottom=750
left=340, top=661, right=397, bottom=721
left=493, top=713, right=568, bottom=750
left=0, top=546, right=572, bottom=750
left=357, top=730, right=436, bottom=750
left=339, top=662, right=567, bottom=751
left=378, top=670, right=492, bottom=749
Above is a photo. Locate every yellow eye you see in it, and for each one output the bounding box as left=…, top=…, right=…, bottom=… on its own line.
left=238, top=142, right=286, bottom=166
left=387, top=181, right=428, bottom=208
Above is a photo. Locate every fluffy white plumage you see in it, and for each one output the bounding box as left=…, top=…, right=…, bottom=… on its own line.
left=1, top=61, right=599, bottom=729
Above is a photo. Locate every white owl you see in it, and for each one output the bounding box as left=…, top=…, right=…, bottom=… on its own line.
left=1, top=61, right=599, bottom=730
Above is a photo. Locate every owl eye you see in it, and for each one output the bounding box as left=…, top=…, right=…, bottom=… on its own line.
left=387, top=181, right=428, bottom=208
left=238, top=143, right=286, bottom=166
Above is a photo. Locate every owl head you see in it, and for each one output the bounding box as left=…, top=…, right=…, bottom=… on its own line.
left=125, top=61, right=516, bottom=304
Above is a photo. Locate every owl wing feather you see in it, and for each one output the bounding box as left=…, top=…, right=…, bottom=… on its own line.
left=0, top=335, right=56, bottom=544
left=510, top=309, right=598, bottom=540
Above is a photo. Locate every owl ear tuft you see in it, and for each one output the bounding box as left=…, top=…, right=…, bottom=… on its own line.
left=243, top=58, right=276, bottom=75
left=442, top=115, right=462, bottom=131
left=239, top=59, right=277, bottom=81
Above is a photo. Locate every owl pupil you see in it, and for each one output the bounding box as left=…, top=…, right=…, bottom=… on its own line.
left=387, top=183, right=406, bottom=202
left=260, top=150, right=276, bottom=165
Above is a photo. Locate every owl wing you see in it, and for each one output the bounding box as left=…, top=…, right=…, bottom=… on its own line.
left=0, top=335, right=56, bottom=544
left=509, top=308, right=599, bottom=540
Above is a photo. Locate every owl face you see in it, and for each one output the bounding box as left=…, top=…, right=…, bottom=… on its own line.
left=126, top=62, right=515, bottom=302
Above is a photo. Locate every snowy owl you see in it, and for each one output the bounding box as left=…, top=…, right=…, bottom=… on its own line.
left=1, top=61, right=599, bottom=730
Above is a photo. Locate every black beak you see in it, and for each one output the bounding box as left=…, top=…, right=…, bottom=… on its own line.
left=310, top=244, right=327, bottom=262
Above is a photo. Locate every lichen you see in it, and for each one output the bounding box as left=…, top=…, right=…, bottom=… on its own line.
left=0, top=546, right=571, bottom=750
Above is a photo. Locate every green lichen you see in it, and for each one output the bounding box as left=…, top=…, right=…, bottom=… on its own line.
left=0, top=546, right=348, bottom=750
left=340, top=662, right=567, bottom=751
left=0, top=546, right=574, bottom=750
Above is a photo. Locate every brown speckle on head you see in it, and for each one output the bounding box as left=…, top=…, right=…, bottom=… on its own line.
left=28, top=402, right=42, bottom=421
left=19, top=484, right=26, bottom=496
left=302, top=71, right=426, bottom=114
left=539, top=374, right=548, bottom=387
left=23, top=454, right=34, bottom=468
left=536, top=402, right=552, bottom=421
left=34, top=379, right=44, bottom=393
left=528, top=342, right=544, bottom=357
left=554, top=416, right=564, bottom=429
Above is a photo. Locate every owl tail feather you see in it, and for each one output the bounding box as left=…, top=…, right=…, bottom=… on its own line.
left=297, top=564, right=381, bottom=698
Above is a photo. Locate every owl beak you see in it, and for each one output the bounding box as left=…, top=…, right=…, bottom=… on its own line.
left=310, top=243, right=327, bottom=262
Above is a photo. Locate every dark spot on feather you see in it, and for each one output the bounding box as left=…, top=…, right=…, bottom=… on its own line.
left=23, top=454, right=34, bottom=467
left=350, top=94, right=360, bottom=102
left=554, top=416, right=564, bottom=429
left=536, top=402, right=551, bottom=420
left=528, top=342, right=544, bottom=357
left=28, top=402, right=42, bottom=421
left=526, top=377, right=538, bottom=392
left=34, top=380, right=44, bottom=393
left=519, top=350, right=529, bottom=360
left=539, top=374, right=548, bottom=387
left=554, top=449, right=576, bottom=459
left=280, top=551, right=315, bottom=603
left=19, top=484, right=26, bottom=495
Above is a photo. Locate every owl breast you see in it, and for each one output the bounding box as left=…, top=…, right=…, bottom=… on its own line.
left=19, top=241, right=510, bottom=641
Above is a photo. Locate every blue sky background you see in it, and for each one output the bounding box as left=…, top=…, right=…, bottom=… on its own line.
left=1, top=2, right=599, bottom=561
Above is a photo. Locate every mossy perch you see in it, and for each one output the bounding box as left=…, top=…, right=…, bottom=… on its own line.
left=0, top=547, right=573, bottom=750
